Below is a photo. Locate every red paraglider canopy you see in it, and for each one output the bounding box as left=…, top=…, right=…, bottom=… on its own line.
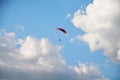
left=56, top=28, right=67, bottom=34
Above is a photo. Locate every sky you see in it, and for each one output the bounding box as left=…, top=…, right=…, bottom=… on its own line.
left=0, top=0, right=120, bottom=80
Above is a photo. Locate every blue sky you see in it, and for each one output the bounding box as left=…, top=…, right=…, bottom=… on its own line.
left=0, top=0, right=120, bottom=80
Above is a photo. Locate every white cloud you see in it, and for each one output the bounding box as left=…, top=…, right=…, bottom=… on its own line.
left=65, top=13, right=71, bottom=19
left=70, top=63, right=108, bottom=80
left=0, top=30, right=108, bottom=80
left=16, top=24, right=25, bottom=32
left=70, top=38, right=75, bottom=43
left=71, top=0, right=120, bottom=63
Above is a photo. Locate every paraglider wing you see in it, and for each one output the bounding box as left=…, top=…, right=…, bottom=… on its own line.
left=56, top=28, right=67, bottom=34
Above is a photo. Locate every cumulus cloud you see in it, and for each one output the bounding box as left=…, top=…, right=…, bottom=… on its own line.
left=71, top=0, right=120, bottom=63
left=0, top=30, right=108, bottom=80
left=70, top=63, right=108, bottom=80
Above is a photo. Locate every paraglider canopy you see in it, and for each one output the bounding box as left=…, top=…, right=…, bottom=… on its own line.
left=56, top=28, right=67, bottom=34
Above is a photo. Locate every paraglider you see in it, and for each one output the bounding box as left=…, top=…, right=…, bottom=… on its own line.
left=56, top=28, right=67, bottom=41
